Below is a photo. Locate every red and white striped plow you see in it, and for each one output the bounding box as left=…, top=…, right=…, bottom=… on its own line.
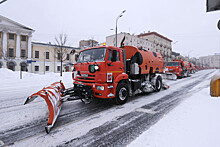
left=24, top=81, right=66, bottom=133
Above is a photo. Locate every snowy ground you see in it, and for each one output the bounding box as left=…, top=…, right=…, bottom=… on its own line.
left=129, top=71, right=220, bottom=147
left=0, top=68, right=219, bottom=147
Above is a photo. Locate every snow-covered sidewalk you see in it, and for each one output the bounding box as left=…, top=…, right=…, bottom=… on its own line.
left=128, top=73, right=220, bottom=147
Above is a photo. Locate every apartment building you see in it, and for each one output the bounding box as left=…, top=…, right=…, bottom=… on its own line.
left=199, top=54, right=220, bottom=68
left=138, top=32, right=172, bottom=61
left=106, top=32, right=153, bottom=51
left=79, top=39, right=99, bottom=49
left=0, top=15, right=34, bottom=71
left=32, top=42, right=80, bottom=73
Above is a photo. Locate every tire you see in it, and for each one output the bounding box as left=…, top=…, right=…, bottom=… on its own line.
left=115, top=83, right=129, bottom=105
left=155, top=76, right=162, bottom=92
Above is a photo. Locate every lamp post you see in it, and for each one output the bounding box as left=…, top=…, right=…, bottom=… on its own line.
left=115, top=10, right=126, bottom=47
left=0, top=0, right=7, bottom=4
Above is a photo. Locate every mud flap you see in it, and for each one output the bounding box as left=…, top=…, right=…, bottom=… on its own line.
left=24, top=81, right=65, bottom=133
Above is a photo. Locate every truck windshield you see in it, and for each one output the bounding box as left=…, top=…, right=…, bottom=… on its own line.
left=77, top=47, right=107, bottom=63
left=165, top=62, right=179, bottom=66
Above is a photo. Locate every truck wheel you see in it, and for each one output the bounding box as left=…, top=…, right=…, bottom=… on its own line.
left=155, top=76, right=162, bottom=92
left=115, top=83, right=129, bottom=105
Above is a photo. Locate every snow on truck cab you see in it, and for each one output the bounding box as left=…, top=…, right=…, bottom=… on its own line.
left=24, top=45, right=169, bottom=133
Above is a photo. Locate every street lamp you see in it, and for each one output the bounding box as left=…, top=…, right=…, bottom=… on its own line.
left=0, top=0, right=7, bottom=4
left=115, top=10, right=126, bottom=47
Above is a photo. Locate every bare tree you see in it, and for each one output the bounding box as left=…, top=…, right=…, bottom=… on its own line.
left=1, top=48, right=9, bottom=63
left=54, top=33, right=69, bottom=76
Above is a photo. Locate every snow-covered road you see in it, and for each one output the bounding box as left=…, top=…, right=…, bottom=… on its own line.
left=0, top=69, right=218, bottom=147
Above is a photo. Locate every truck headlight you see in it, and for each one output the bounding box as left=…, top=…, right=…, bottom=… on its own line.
left=94, top=65, right=99, bottom=70
left=97, top=86, right=104, bottom=91
left=89, top=65, right=99, bottom=73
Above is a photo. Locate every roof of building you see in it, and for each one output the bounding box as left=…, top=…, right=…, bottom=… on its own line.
left=138, top=32, right=172, bottom=42
left=0, top=15, right=34, bottom=31
left=32, top=42, right=81, bottom=50
left=79, top=39, right=98, bottom=43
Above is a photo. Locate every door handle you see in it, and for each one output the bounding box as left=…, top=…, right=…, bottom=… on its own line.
left=108, top=63, right=113, bottom=66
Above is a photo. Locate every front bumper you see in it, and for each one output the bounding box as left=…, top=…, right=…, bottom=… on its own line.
left=73, top=81, right=115, bottom=99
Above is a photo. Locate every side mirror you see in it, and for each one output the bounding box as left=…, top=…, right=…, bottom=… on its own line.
left=75, top=54, right=79, bottom=62
left=112, top=50, right=117, bottom=62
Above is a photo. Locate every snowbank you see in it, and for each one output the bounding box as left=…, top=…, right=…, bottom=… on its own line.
left=128, top=81, right=220, bottom=147
left=0, top=68, right=73, bottom=131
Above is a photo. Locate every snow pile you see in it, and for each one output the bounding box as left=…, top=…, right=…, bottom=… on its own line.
left=0, top=68, right=73, bottom=132
left=129, top=84, right=220, bottom=147
left=0, top=68, right=19, bottom=79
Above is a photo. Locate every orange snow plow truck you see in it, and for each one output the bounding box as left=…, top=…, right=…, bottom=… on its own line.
left=24, top=45, right=169, bottom=133
left=164, top=59, right=190, bottom=79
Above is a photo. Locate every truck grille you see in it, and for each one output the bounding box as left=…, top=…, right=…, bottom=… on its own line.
left=77, top=74, right=95, bottom=83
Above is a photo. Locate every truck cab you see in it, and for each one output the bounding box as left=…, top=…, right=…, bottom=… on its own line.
left=73, top=46, right=128, bottom=103
left=164, top=61, right=184, bottom=78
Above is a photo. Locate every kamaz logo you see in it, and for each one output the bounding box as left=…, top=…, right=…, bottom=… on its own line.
left=81, top=74, right=88, bottom=78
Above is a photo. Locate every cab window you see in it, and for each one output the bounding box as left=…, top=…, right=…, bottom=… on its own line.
left=108, top=49, right=120, bottom=61
left=116, top=51, right=120, bottom=61
left=108, top=50, right=112, bottom=61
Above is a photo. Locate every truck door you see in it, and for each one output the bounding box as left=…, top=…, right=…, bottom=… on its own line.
left=106, top=49, right=124, bottom=82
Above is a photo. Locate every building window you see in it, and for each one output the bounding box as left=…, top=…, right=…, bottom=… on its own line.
left=46, top=66, right=49, bottom=71
left=35, top=51, right=39, bottom=58
left=66, top=54, right=69, bottom=60
left=9, top=33, right=15, bottom=40
left=57, top=66, right=60, bottom=71
left=35, top=66, right=39, bottom=71
left=21, top=35, right=27, bottom=41
left=9, top=48, right=14, bottom=57
left=46, top=52, right=49, bottom=59
left=57, top=53, right=61, bottom=60
left=21, top=49, right=26, bottom=58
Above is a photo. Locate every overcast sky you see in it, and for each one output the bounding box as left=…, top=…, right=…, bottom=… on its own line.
left=0, top=0, right=219, bottom=57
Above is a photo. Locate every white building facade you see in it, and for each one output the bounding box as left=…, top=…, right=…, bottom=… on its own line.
left=199, top=54, right=220, bottom=68
left=106, top=32, right=153, bottom=51
left=0, top=15, right=34, bottom=71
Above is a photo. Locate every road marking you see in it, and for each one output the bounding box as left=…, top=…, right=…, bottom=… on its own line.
left=0, top=140, right=4, bottom=146
left=135, top=108, right=157, bottom=114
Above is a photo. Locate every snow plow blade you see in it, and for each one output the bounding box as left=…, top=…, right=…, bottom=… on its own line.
left=24, top=81, right=65, bottom=133
left=161, top=73, right=177, bottom=80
